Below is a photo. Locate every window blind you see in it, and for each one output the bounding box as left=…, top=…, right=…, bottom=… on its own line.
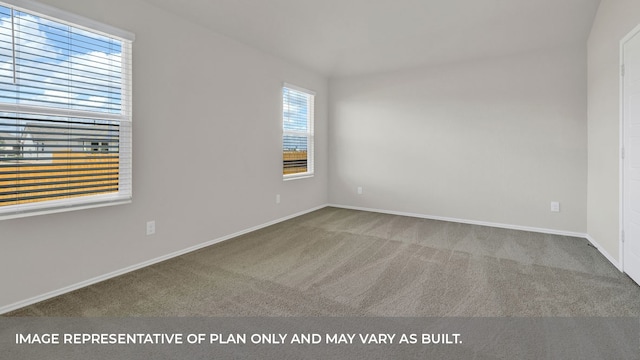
left=0, top=1, right=133, bottom=219
left=283, top=84, right=314, bottom=179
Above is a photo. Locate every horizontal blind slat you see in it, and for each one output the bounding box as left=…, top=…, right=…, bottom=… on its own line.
left=0, top=172, right=117, bottom=182
left=0, top=182, right=118, bottom=196
left=0, top=187, right=119, bottom=204
left=0, top=176, right=117, bottom=188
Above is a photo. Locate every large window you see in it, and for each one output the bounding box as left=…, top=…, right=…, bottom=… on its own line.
left=0, top=1, right=134, bottom=219
left=283, top=84, right=314, bottom=179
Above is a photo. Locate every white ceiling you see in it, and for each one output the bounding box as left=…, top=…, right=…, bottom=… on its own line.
left=143, top=0, right=601, bottom=78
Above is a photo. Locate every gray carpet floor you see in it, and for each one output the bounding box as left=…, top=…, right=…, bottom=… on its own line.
left=6, top=207, right=640, bottom=317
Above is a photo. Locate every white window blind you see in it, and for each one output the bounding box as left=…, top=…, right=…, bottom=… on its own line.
left=0, top=1, right=133, bottom=219
left=283, top=84, right=314, bottom=179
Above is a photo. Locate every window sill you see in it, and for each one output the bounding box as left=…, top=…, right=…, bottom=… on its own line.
left=0, top=197, right=132, bottom=221
left=283, top=174, right=314, bottom=181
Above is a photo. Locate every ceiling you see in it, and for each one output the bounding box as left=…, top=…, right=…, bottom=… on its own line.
left=143, top=0, right=601, bottom=78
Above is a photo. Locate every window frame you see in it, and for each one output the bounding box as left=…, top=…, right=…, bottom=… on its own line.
left=0, top=0, right=134, bottom=220
left=282, top=83, right=315, bottom=181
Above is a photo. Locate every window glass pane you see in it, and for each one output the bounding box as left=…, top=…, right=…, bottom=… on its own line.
left=0, top=113, right=119, bottom=206
left=282, top=85, right=313, bottom=177
left=283, top=87, right=308, bottom=132
left=0, top=3, right=132, bottom=219
left=0, top=6, right=123, bottom=114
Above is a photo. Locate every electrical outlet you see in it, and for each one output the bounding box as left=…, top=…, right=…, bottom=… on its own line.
left=276, top=194, right=281, bottom=204
left=550, top=202, right=560, bottom=213
left=357, top=186, right=363, bottom=195
left=146, top=220, right=156, bottom=235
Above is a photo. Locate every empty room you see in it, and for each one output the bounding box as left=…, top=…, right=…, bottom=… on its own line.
left=2, top=0, right=640, bottom=358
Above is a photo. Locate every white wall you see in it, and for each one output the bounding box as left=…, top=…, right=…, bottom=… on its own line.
left=329, top=46, right=588, bottom=233
left=587, top=1, right=640, bottom=265
left=0, top=0, right=328, bottom=312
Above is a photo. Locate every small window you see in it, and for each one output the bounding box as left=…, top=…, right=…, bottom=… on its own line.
left=0, top=1, right=134, bottom=219
left=282, top=84, right=314, bottom=180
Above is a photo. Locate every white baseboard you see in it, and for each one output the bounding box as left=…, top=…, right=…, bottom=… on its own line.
left=329, top=204, right=626, bottom=271
left=329, top=204, right=587, bottom=238
left=0, top=205, right=328, bottom=315
left=585, top=234, right=622, bottom=271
